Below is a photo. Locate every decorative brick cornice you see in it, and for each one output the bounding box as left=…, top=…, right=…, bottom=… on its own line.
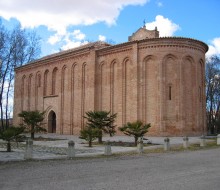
left=15, top=51, right=91, bottom=72
left=15, top=41, right=110, bottom=72
left=15, top=36, right=208, bottom=72
left=137, top=37, right=208, bottom=54
left=97, top=45, right=133, bottom=57
left=97, top=37, right=208, bottom=57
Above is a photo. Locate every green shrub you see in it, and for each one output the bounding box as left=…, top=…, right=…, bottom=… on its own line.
left=119, top=120, right=151, bottom=146
left=0, top=126, right=25, bottom=152
left=18, top=110, right=46, bottom=139
left=79, top=127, right=100, bottom=147
left=84, top=111, right=117, bottom=143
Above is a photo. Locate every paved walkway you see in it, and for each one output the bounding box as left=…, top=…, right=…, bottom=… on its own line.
left=0, top=134, right=211, bottom=162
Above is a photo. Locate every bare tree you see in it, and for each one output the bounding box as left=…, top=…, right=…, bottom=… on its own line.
left=206, top=55, right=220, bottom=134
left=0, top=20, right=41, bottom=130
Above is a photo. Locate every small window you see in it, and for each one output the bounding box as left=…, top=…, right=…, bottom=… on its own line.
left=199, top=86, right=202, bottom=102
left=37, top=74, right=41, bottom=87
left=52, top=68, right=58, bottom=95
left=168, top=85, right=172, bottom=100
left=44, top=70, right=49, bottom=96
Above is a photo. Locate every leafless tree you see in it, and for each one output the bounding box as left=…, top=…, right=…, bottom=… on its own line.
left=0, top=20, right=41, bottom=130
left=206, top=55, right=220, bottom=134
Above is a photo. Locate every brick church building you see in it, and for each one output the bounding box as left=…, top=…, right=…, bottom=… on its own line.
left=13, top=26, right=208, bottom=136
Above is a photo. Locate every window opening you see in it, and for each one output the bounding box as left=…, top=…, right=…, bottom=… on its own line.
left=169, top=86, right=172, bottom=100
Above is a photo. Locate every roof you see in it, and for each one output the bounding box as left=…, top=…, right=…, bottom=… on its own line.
left=20, top=41, right=111, bottom=66
left=15, top=36, right=208, bottom=71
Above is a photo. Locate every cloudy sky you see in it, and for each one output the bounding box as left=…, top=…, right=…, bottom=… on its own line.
left=0, top=0, right=220, bottom=58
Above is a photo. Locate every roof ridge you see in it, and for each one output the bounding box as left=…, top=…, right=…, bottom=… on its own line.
left=27, top=41, right=111, bottom=65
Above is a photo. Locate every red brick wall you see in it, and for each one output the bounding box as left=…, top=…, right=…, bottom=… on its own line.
left=13, top=38, right=208, bottom=136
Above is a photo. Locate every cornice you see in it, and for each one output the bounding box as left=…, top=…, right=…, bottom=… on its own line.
left=15, top=41, right=110, bottom=72
left=97, top=44, right=133, bottom=57
left=138, top=37, right=208, bottom=53
left=97, top=36, right=208, bottom=57
left=15, top=49, right=91, bottom=72
left=15, top=36, right=208, bottom=72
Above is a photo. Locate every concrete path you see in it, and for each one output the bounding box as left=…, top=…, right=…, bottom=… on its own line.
left=0, top=134, right=210, bottom=162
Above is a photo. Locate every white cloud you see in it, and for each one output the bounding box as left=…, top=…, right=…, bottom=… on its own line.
left=145, top=15, right=180, bottom=37
left=48, top=33, right=61, bottom=45
left=98, top=35, right=106, bottom=41
left=73, top=30, right=86, bottom=40
left=156, top=1, right=163, bottom=7
left=206, top=38, right=220, bottom=58
left=61, top=41, right=89, bottom=51
left=48, top=29, right=86, bottom=46
left=0, top=0, right=148, bottom=34
left=47, top=29, right=88, bottom=50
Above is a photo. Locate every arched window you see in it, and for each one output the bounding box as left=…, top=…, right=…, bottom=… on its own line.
left=44, top=70, right=49, bottom=96
left=199, top=86, right=202, bottom=102
left=110, top=59, right=117, bottom=114
left=28, top=74, right=33, bottom=110
left=21, top=75, right=26, bottom=111
left=81, top=63, right=86, bottom=129
left=35, top=72, right=41, bottom=110
left=52, top=67, right=58, bottom=95
left=37, top=73, right=41, bottom=87
left=60, top=65, right=67, bottom=134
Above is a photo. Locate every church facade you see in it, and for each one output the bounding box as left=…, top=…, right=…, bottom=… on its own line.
left=13, top=27, right=208, bottom=136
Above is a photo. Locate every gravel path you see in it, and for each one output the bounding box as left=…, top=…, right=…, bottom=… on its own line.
left=0, top=147, right=220, bottom=190
left=0, top=135, right=209, bottom=162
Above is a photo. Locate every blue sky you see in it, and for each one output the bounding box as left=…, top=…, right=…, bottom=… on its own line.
left=0, top=0, right=220, bottom=58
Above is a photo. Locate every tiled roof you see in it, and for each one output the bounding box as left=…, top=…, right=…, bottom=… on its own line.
left=27, top=41, right=111, bottom=64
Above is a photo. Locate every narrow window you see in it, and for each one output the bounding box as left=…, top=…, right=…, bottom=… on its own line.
left=52, top=68, right=57, bottom=95
left=44, top=70, right=49, bottom=96
left=199, top=86, right=202, bottom=102
left=37, top=74, right=41, bottom=87
left=169, top=86, right=172, bottom=100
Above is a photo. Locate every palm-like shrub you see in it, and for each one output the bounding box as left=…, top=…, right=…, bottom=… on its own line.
left=79, top=127, right=100, bottom=147
left=0, top=126, right=25, bottom=152
left=84, top=111, right=117, bottom=143
left=18, top=110, right=46, bottom=139
left=119, top=120, right=151, bottom=146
